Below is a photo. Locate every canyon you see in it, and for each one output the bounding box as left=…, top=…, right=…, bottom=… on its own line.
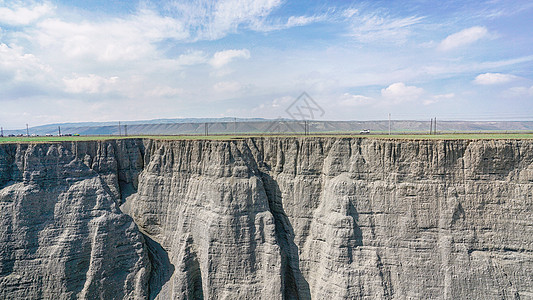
left=0, top=137, right=532, bottom=299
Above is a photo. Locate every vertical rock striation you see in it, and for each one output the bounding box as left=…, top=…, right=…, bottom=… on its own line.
left=1, top=137, right=532, bottom=299
left=127, top=138, right=533, bottom=299
left=0, top=140, right=149, bottom=299
left=250, top=138, right=533, bottom=299
left=126, top=140, right=283, bottom=299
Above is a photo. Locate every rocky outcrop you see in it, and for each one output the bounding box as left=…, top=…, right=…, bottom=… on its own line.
left=0, top=141, right=149, bottom=299
left=1, top=137, right=532, bottom=299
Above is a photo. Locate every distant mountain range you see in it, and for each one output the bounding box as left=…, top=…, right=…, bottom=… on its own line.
left=2, top=118, right=533, bottom=136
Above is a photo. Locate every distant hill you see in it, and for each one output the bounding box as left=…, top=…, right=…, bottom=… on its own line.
left=3, top=118, right=533, bottom=136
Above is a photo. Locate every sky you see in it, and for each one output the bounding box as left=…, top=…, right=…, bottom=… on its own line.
left=1, top=0, right=533, bottom=129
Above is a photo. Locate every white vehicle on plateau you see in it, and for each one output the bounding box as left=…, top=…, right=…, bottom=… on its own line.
left=360, top=129, right=370, bottom=134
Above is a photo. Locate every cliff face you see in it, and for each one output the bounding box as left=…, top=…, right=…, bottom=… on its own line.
left=0, top=141, right=149, bottom=299
left=1, top=138, right=532, bottom=299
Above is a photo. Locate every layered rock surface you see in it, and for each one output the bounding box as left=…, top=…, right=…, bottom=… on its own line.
left=0, top=141, right=149, bottom=299
left=1, top=138, right=532, bottom=299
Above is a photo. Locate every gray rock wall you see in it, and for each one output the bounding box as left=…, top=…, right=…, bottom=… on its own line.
left=0, top=141, right=149, bottom=299
left=1, top=138, right=532, bottom=299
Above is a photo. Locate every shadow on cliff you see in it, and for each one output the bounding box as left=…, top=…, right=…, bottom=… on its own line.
left=348, top=200, right=363, bottom=249
left=143, top=234, right=175, bottom=300
left=261, top=173, right=311, bottom=300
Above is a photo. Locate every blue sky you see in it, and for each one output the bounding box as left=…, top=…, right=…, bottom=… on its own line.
left=1, top=0, right=532, bottom=128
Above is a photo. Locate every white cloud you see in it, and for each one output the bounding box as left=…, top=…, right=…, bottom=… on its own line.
left=473, top=73, right=518, bottom=85
left=213, top=81, right=241, bottom=93
left=424, top=93, right=455, bottom=105
left=504, top=85, right=533, bottom=97
left=342, top=8, right=358, bottom=18
left=212, top=0, right=281, bottom=35
left=381, top=82, right=424, bottom=103
left=339, top=93, right=373, bottom=106
left=347, top=14, right=424, bottom=43
left=0, top=43, right=52, bottom=82
left=286, top=15, right=323, bottom=27
left=438, top=26, right=489, bottom=51
left=33, top=9, right=188, bottom=61
left=63, top=74, right=118, bottom=94
left=0, top=2, right=53, bottom=26
left=210, top=49, right=250, bottom=68
left=251, top=95, right=294, bottom=115
left=168, top=0, right=323, bottom=35
left=175, top=51, right=208, bottom=66
left=433, top=93, right=455, bottom=99
left=271, top=96, right=293, bottom=108
left=170, top=0, right=282, bottom=40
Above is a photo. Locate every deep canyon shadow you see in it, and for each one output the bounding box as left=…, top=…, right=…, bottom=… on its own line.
left=260, top=172, right=311, bottom=300
left=143, top=234, right=175, bottom=300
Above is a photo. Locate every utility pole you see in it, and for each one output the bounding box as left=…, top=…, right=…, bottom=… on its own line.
left=205, top=123, right=208, bottom=136
left=1, top=127, right=3, bottom=137
left=26, top=124, right=29, bottom=136
left=434, top=117, right=437, bottom=135
left=430, top=118, right=433, bottom=135
left=388, top=113, right=391, bottom=135
left=234, top=117, right=237, bottom=135
left=58, top=126, right=61, bottom=136
left=124, top=124, right=128, bottom=136
left=118, top=121, right=121, bottom=136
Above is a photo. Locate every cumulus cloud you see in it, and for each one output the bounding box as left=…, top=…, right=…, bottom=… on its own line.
left=33, top=9, right=188, bottom=61
left=473, top=73, right=518, bottom=85
left=0, top=2, right=53, bottom=26
left=438, top=26, right=488, bottom=51
left=210, top=49, right=250, bottom=68
left=339, top=93, right=373, bottom=106
left=0, top=43, right=51, bottom=82
left=381, top=82, right=424, bottom=103
left=63, top=74, right=118, bottom=94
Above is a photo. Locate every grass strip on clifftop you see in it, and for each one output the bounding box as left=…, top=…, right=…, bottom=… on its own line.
left=1, top=133, right=533, bottom=143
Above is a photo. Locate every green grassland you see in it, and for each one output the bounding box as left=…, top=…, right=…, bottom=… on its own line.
left=2, top=133, right=533, bottom=143
left=0, top=135, right=238, bottom=143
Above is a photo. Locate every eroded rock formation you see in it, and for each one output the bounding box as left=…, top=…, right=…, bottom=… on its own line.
left=1, top=138, right=532, bottom=299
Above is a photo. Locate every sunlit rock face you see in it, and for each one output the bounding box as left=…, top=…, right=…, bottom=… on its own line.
left=0, top=141, right=150, bottom=300
left=1, top=138, right=532, bottom=299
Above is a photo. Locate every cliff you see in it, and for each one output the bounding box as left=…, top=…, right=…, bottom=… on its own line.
left=0, top=138, right=532, bottom=299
